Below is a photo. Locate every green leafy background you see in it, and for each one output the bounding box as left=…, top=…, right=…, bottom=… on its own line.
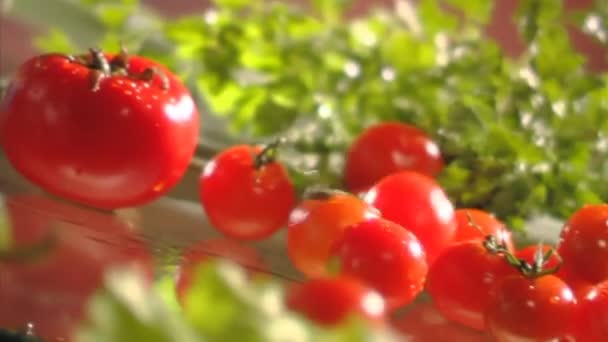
left=6, top=0, right=608, bottom=231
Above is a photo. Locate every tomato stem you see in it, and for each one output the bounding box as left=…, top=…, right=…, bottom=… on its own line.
left=62, top=46, right=170, bottom=91
left=253, top=137, right=287, bottom=169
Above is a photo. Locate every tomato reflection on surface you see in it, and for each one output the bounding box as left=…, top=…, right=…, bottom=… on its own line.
left=0, top=194, right=153, bottom=341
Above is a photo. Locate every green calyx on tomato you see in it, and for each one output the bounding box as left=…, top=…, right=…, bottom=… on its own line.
left=63, top=46, right=169, bottom=92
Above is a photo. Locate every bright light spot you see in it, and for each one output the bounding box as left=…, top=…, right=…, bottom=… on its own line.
left=202, top=160, right=217, bottom=178
left=381, top=67, right=395, bottom=82
left=526, top=300, right=536, bottom=308
left=430, top=188, right=454, bottom=224
left=120, top=108, right=130, bottom=117
left=344, top=60, right=361, bottom=78
left=425, top=141, right=441, bottom=158
left=317, top=103, right=333, bottom=119
left=288, top=207, right=309, bottom=225
left=362, top=292, right=385, bottom=316
left=204, top=10, right=219, bottom=24
left=519, top=67, right=540, bottom=88
left=164, top=96, right=195, bottom=123
left=408, top=240, right=424, bottom=258
left=552, top=100, right=566, bottom=117
left=363, top=188, right=378, bottom=204
left=598, top=240, right=607, bottom=249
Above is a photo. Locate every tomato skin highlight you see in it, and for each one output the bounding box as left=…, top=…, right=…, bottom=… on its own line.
left=426, top=241, right=518, bottom=331
left=330, top=218, right=428, bottom=311
left=0, top=53, right=199, bottom=209
left=286, top=276, right=385, bottom=326
left=344, top=122, right=443, bottom=193
left=453, top=209, right=514, bottom=252
left=364, top=171, right=456, bottom=265
left=199, top=145, right=296, bottom=241
left=485, top=274, right=577, bottom=342
left=557, top=204, right=608, bottom=284
left=286, top=193, right=378, bottom=278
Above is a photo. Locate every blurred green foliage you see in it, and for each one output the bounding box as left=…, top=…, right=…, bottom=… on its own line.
left=8, top=0, right=608, bottom=230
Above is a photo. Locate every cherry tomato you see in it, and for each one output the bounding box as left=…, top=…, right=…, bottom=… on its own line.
left=576, top=280, right=608, bottom=341
left=557, top=204, right=608, bottom=284
left=453, top=209, right=514, bottom=252
left=286, top=276, right=385, bottom=326
left=286, top=191, right=378, bottom=278
left=485, top=274, right=577, bottom=342
left=0, top=194, right=152, bottom=341
left=363, top=171, right=456, bottom=264
left=426, top=241, right=517, bottom=331
left=0, top=49, right=199, bottom=209
left=175, top=238, right=268, bottom=304
left=393, top=303, right=493, bottom=342
left=199, top=144, right=296, bottom=241
left=330, top=218, right=428, bottom=310
left=344, top=122, right=443, bottom=193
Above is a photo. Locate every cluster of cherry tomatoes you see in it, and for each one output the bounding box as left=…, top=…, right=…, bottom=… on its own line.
left=193, top=121, right=608, bottom=341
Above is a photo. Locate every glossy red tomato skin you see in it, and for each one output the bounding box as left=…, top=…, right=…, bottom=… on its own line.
left=363, top=171, right=456, bottom=265
left=454, top=209, right=514, bottom=252
left=286, top=276, right=386, bottom=326
left=0, top=194, right=153, bottom=341
left=330, top=218, right=428, bottom=311
left=485, top=274, right=577, bottom=342
left=199, top=145, right=296, bottom=241
left=426, top=241, right=518, bottom=331
left=576, top=280, right=608, bottom=341
left=344, top=122, right=443, bottom=193
left=175, top=238, right=268, bottom=304
left=287, top=193, right=378, bottom=278
left=0, top=53, right=199, bottom=209
left=557, top=204, right=608, bottom=284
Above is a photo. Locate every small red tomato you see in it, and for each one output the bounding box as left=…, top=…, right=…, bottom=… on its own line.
left=330, top=218, right=428, bottom=310
left=515, top=244, right=562, bottom=270
left=557, top=204, right=608, bottom=283
left=363, top=171, right=456, bottom=265
left=576, top=280, right=608, bottom=341
left=453, top=209, right=514, bottom=252
left=0, top=49, right=199, bottom=209
left=199, top=144, right=296, bottom=241
left=287, top=191, right=378, bottom=278
left=175, top=238, right=268, bottom=304
left=286, top=276, right=385, bottom=326
left=393, top=303, right=493, bottom=342
left=485, top=274, right=577, bottom=342
left=426, top=241, right=517, bottom=331
left=344, top=122, right=443, bottom=193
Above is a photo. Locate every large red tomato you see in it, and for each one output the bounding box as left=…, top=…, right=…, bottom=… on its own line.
left=287, top=191, right=378, bottom=278
left=557, top=204, right=608, bottom=284
left=363, top=171, right=456, bottom=264
left=0, top=194, right=153, bottom=341
left=344, top=122, right=443, bottom=193
left=0, top=48, right=199, bottom=209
